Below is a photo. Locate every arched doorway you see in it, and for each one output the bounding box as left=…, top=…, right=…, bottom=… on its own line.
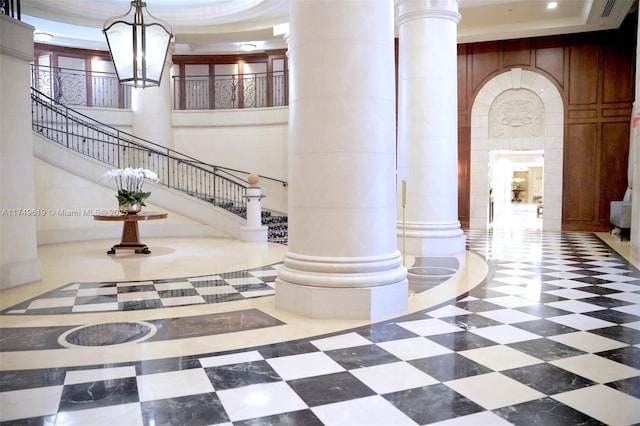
left=489, top=149, right=544, bottom=231
left=470, top=68, right=564, bottom=231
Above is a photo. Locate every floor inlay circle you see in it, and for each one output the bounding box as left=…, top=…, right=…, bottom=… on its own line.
left=407, top=266, right=457, bottom=277
left=59, top=321, right=157, bottom=348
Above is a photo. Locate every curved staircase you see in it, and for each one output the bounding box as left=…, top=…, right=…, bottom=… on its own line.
left=31, top=88, right=289, bottom=244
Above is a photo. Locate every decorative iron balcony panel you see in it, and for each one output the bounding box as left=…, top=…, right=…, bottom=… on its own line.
left=173, top=71, right=288, bottom=110
left=31, top=65, right=131, bottom=109
left=29, top=66, right=287, bottom=111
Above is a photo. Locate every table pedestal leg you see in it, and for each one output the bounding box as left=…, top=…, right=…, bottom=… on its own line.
left=107, top=220, right=151, bottom=254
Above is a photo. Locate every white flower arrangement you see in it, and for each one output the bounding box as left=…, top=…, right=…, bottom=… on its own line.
left=102, top=167, right=159, bottom=206
left=512, top=177, right=525, bottom=190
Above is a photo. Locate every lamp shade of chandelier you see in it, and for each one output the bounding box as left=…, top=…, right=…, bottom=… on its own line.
left=103, top=1, right=173, bottom=88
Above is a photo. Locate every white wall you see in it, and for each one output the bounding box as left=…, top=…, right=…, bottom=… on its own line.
left=73, top=106, right=133, bottom=134
left=171, top=108, right=288, bottom=180
left=1, top=15, right=42, bottom=289
left=172, top=108, right=289, bottom=212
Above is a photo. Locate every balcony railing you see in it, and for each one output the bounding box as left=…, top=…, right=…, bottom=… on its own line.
left=30, top=65, right=289, bottom=111
left=173, top=72, right=289, bottom=110
left=1, top=0, right=20, bottom=19
left=31, top=65, right=132, bottom=109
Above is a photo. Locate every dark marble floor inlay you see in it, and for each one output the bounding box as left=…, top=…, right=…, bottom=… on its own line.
left=64, top=322, right=153, bottom=346
left=287, top=371, right=377, bottom=407
left=1, top=309, right=284, bottom=351
left=205, top=360, right=281, bottom=390
left=147, top=309, right=285, bottom=341
left=493, top=397, right=607, bottom=425
left=383, top=383, right=485, bottom=424
left=58, top=377, right=139, bottom=412
left=0, top=326, right=74, bottom=352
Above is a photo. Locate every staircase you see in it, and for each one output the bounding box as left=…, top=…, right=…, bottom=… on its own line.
left=30, top=88, right=288, bottom=244
left=213, top=203, right=288, bottom=244
left=262, top=211, right=288, bottom=244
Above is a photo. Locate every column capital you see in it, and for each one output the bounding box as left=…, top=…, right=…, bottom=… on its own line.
left=395, top=0, right=461, bottom=26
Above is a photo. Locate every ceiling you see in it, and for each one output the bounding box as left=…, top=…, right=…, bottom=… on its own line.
left=20, top=0, right=637, bottom=55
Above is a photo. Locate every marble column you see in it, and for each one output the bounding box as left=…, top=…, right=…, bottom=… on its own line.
left=396, top=0, right=466, bottom=256
left=0, top=15, right=42, bottom=289
left=131, top=49, right=174, bottom=149
left=275, top=0, right=408, bottom=319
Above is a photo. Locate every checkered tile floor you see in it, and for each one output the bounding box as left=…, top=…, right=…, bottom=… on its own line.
left=1, top=231, right=639, bottom=425
left=1, top=264, right=281, bottom=315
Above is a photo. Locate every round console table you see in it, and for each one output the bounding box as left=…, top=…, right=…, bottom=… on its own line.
left=93, top=212, right=168, bottom=254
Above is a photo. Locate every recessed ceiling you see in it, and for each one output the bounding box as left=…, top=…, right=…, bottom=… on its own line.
left=19, top=0, right=636, bottom=54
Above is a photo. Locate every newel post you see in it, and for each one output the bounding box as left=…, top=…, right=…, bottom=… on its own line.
left=239, top=173, right=268, bottom=242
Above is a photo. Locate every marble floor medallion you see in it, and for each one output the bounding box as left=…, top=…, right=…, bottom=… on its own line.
left=408, top=257, right=460, bottom=293
left=60, top=321, right=156, bottom=347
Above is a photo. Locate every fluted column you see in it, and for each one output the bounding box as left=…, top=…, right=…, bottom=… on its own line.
left=0, top=16, right=42, bottom=289
left=396, top=0, right=465, bottom=256
left=275, top=0, right=408, bottom=319
left=131, top=48, right=174, bottom=149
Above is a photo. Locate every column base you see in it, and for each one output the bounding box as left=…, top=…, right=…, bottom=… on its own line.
left=239, top=225, right=268, bottom=242
left=398, top=222, right=466, bottom=256
left=0, top=257, right=42, bottom=290
left=275, top=278, right=408, bottom=320
left=402, top=234, right=466, bottom=256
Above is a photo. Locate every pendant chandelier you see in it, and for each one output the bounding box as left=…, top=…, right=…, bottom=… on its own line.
left=103, top=1, right=173, bottom=88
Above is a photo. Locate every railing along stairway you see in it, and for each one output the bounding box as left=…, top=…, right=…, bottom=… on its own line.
left=30, top=88, right=288, bottom=243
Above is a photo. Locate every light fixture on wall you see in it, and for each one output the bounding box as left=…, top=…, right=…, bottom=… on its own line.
left=34, top=31, right=54, bottom=42
left=103, top=1, right=173, bottom=88
left=240, top=43, right=257, bottom=52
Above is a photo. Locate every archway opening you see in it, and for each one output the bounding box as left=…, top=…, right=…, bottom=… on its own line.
left=489, top=149, right=543, bottom=231
left=470, top=68, right=563, bottom=231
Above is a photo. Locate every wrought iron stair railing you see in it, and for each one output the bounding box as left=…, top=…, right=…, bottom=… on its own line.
left=31, top=87, right=274, bottom=220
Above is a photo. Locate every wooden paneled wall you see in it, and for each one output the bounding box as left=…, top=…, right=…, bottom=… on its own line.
left=456, top=16, right=636, bottom=230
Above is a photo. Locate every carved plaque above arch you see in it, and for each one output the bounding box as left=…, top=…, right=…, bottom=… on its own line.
left=489, top=88, right=544, bottom=138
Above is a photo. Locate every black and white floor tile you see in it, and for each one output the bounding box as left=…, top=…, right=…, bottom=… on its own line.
left=1, top=265, right=281, bottom=315
left=1, top=231, right=639, bottom=425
